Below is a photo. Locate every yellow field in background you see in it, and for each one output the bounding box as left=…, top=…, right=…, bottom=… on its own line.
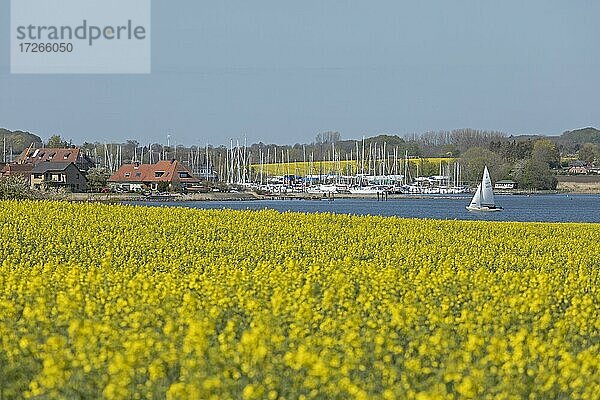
left=0, top=201, right=598, bottom=399
left=251, top=158, right=457, bottom=176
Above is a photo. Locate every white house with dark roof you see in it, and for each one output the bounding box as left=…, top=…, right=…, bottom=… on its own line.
left=30, top=162, right=87, bottom=192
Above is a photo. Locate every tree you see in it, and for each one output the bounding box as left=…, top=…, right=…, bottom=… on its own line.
left=489, top=139, right=534, bottom=162
left=315, top=131, right=341, bottom=144
left=578, top=143, right=599, bottom=165
left=510, top=159, right=527, bottom=183
left=0, top=129, right=43, bottom=154
left=86, top=167, right=111, bottom=192
left=0, top=175, right=37, bottom=199
left=417, top=159, right=439, bottom=177
left=449, top=128, right=506, bottom=153
left=441, top=144, right=460, bottom=157
left=0, top=175, right=68, bottom=199
left=157, top=181, right=170, bottom=192
left=519, top=159, right=557, bottom=190
left=460, top=147, right=506, bottom=184
left=47, top=135, right=68, bottom=148
left=123, top=140, right=140, bottom=162
left=561, top=127, right=600, bottom=144
left=531, top=139, right=560, bottom=169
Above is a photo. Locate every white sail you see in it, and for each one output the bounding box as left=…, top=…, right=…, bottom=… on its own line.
left=466, top=165, right=501, bottom=211
left=469, top=183, right=482, bottom=207
left=480, top=166, right=495, bottom=206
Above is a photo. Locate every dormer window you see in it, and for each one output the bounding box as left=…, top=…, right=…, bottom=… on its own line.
left=124, top=172, right=131, bottom=178
left=155, top=171, right=165, bottom=178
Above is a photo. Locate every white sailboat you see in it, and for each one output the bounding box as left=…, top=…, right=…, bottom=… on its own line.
left=466, top=166, right=502, bottom=212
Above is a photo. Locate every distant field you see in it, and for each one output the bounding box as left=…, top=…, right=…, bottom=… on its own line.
left=557, top=175, right=600, bottom=193
left=1, top=201, right=598, bottom=399
left=251, top=158, right=457, bottom=176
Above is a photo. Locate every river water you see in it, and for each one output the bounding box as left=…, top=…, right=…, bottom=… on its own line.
left=125, top=194, right=600, bottom=223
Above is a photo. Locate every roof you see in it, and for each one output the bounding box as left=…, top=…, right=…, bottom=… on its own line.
left=108, top=160, right=200, bottom=184
left=569, top=161, right=589, bottom=167
left=15, top=147, right=89, bottom=165
left=31, top=162, right=78, bottom=174
left=2, top=163, right=33, bottom=176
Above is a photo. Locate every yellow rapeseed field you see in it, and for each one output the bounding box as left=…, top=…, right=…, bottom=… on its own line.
left=251, top=160, right=360, bottom=177
left=251, top=158, right=456, bottom=176
left=0, top=201, right=599, bottom=399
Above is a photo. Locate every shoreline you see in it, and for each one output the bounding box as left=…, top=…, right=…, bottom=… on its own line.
left=66, top=189, right=599, bottom=204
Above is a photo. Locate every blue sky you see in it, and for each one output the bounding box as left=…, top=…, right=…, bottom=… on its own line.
left=1, top=0, right=599, bottom=145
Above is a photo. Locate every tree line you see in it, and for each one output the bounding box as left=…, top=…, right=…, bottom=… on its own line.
left=4, top=127, right=600, bottom=191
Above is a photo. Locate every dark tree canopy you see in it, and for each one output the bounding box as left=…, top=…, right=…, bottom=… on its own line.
left=532, top=139, right=560, bottom=169
left=315, top=131, right=341, bottom=144
left=460, top=147, right=506, bottom=184
left=520, top=159, right=558, bottom=190
left=47, top=135, right=69, bottom=148
left=578, top=143, right=599, bottom=165
left=86, top=167, right=111, bottom=192
left=561, top=127, right=600, bottom=144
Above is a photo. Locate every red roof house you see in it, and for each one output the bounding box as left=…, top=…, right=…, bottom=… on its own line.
left=1, top=163, right=33, bottom=178
left=108, top=160, right=200, bottom=191
left=13, top=147, right=94, bottom=172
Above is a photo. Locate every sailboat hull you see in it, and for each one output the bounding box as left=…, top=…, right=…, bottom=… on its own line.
left=466, top=205, right=502, bottom=212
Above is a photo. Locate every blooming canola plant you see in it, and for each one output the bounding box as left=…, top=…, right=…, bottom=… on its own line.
left=0, top=201, right=598, bottom=399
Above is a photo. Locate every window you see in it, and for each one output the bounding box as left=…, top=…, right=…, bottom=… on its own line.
left=135, top=172, right=141, bottom=177
left=33, top=173, right=42, bottom=179
left=155, top=171, right=165, bottom=178
left=179, top=172, right=191, bottom=179
left=124, top=172, right=131, bottom=178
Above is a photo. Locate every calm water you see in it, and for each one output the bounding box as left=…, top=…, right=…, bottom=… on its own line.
left=125, top=194, right=600, bottom=223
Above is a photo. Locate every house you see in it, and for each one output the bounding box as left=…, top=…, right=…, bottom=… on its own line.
left=3, top=147, right=94, bottom=191
left=568, top=161, right=591, bottom=175
left=1, top=163, right=33, bottom=178
left=14, top=147, right=95, bottom=173
left=30, top=162, right=87, bottom=192
left=108, top=160, right=201, bottom=192
left=494, top=180, right=517, bottom=190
